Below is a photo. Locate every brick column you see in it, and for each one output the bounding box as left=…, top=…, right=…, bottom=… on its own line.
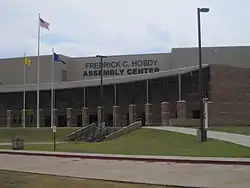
left=97, top=106, right=103, bottom=126
left=82, top=107, right=89, bottom=126
left=67, top=108, right=73, bottom=127
left=145, top=103, right=153, bottom=126
left=129, top=104, right=136, bottom=124
left=113, top=106, right=120, bottom=127
left=161, top=102, right=170, bottom=126
left=177, top=100, right=186, bottom=119
left=7, top=110, right=12, bottom=128
left=21, top=109, right=27, bottom=128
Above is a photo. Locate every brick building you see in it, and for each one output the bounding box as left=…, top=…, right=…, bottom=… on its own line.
left=0, top=46, right=250, bottom=127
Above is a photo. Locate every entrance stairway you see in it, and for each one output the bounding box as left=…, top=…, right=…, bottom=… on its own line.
left=68, top=118, right=142, bottom=142
left=68, top=121, right=116, bottom=142
left=68, top=123, right=96, bottom=141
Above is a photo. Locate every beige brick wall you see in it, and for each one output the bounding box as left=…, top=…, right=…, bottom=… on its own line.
left=210, top=64, right=250, bottom=125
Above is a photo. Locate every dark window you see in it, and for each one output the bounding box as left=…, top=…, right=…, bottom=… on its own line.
left=77, top=115, right=82, bottom=126
left=30, top=115, right=33, bottom=123
left=107, top=114, right=113, bottom=122
left=13, top=116, right=17, bottom=124
left=44, top=116, right=50, bottom=127
left=192, top=110, right=200, bottom=119
left=58, top=115, right=67, bottom=127
left=18, top=116, right=21, bottom=124
left=89, top=114, right=98, bottom=124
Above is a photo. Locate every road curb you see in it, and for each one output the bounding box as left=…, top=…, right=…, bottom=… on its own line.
left=0, top=150, right=250, bottom=166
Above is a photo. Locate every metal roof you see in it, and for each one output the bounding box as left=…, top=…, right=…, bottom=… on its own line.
left=0, top=64, right=209, bottom=93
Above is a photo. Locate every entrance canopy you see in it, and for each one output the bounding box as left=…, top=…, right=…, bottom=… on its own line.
left=0, top=64, right=209, bottom=93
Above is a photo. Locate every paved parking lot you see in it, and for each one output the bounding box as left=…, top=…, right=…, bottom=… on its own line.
left=0, top=154, right=250, bottom=188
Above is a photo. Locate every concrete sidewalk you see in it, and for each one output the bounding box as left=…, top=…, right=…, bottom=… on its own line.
left=0, top=154, right=250, bottom=188
left=0, top=149, right=250, bottom=165
left=0, top=141, right=66, bottom=146
left=144, top=126, right=250, bottom=147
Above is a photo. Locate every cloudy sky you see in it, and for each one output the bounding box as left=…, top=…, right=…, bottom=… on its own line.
left=0, top=0, right=249, bottom=58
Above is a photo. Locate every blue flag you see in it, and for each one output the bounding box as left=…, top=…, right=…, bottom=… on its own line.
left=53, top=52, right=66, bottom=64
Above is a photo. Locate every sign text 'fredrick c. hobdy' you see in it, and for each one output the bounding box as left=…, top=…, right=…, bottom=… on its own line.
left=83, top=59, right=160, bottom=77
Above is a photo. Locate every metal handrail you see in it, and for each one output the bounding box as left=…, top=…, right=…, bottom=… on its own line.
left=93, top=120, right=114, bottom=141
left=68, top=123, right=95, bottom=141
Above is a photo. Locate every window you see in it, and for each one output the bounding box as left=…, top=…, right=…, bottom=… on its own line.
left=30, top=115, right=33, bottom=123
left=192, top=110, right=200, bottom=119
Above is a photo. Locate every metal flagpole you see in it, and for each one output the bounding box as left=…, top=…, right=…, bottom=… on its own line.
left=37, top=13, right=41, bottom=128
left=23, top=53, right=26, bottom=128
left=146, top=80, right=149, bottom=103
left=51, top=49, right=55, bottom=128
left=83, top=87, right=86, bottom=107
left=114, top=84, right=117, bottom=106
left=178, top=74, right=181, bottom=101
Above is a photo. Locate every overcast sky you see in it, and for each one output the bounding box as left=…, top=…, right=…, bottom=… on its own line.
left=0, top=0, right=249, bottom=58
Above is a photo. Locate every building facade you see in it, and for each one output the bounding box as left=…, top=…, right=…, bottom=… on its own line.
left=1, top=46, right=250, bottom=127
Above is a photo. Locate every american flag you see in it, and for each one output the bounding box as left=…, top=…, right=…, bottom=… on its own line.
left=39, top=17, right=50, bottom=30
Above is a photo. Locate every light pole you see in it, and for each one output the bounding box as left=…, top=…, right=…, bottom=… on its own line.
left=96, top=55, right=107, bottom=127
left=197, top=7, right=209, bottom=142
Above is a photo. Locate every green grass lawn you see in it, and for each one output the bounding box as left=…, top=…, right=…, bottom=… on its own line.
left=1, top=129, right=250, bottom=158
left=210, top=126, right=250, bottom=135
left=0, top=128, right=78, bottom=142
left=0, top=170, right=170, bottom=188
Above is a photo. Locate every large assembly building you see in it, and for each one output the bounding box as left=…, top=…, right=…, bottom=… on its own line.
left=1, top=46, right=250, bottom=127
